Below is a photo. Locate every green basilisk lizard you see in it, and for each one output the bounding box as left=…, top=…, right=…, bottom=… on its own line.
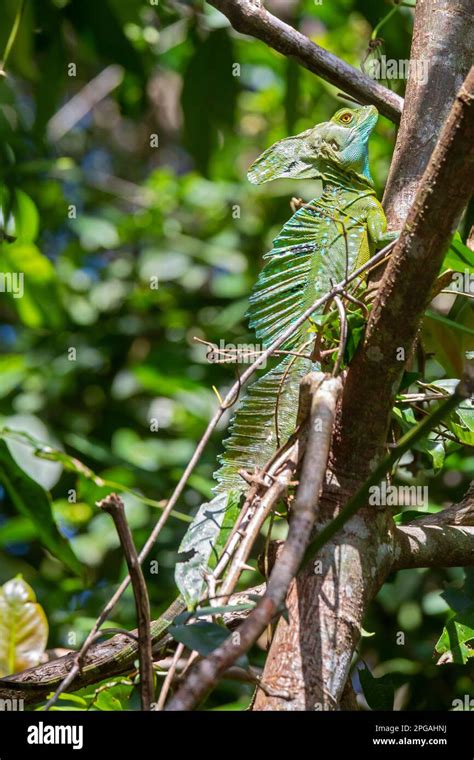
left=0, top=105, right=398, bottom=698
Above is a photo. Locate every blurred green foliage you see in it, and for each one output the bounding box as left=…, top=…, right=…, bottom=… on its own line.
left=0, top=0, right=473, bottom=710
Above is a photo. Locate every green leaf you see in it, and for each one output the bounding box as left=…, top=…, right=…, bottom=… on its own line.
left=174, top=490, right=241, bottom=609
left=442, top=571, right=474, bottom=614
left=392, top=406, right=446, bottom=471
left=344, top=309, right=366, bottom=364
left=0, top=440, right=83, bottom=576
left=0, top=355, right=26, bottom=398
left=435, top=609, right=474, bottom=664
left=0, top=242, right=63, bottom=329
left=0, top=188, right=39, bottom=243
left=93, top=689, right=127, bottom=711
left=0, top=576, right=48, bottom=676
left=441, top=232, right=474, bottom=274
left=359, top=666, right=395, bottom=710
left=425, top=310, right=474, bottom=337
left=169, top=621, right=248, bottom=668
left=398, top=371, right=421, bottom=393
left=51, top=693, right=89, bottom=709
left=431, top=380, right=474, bottom=445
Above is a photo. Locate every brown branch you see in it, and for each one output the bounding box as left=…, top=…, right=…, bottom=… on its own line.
left=97, top=494, right=154, bottom=711
left=333, top=66, right=474, bottom=482
left=207, top=0, right=403, bottom=123
left=165, top=373, right=343, bottom=711
left=0, top=585, right=265, bottom=706
left=393, top=482, right=474, bottom=570
left=394, top=524, right=474, bottom=570
left=381, top=0, right=474, bottom=231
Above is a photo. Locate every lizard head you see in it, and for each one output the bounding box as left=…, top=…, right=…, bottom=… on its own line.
left=248, top=105, right=378, bottom=185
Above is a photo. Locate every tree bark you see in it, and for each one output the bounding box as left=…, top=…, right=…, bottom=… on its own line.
left=382, top=0, right=474, bottom=231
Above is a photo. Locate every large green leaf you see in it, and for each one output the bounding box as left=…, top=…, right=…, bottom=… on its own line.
left=175, top=490, right=240, bottom=610
left=0, top=576, right=48, bottom=677
left=425, top=310, right=474, bottom=337
left=0, top=188, right=39, bottom=243
left=0, top=355, right=26, bottom=398
left=0, top=440, right=83, bottom=576
left=441, top=232, right=474, bottom=274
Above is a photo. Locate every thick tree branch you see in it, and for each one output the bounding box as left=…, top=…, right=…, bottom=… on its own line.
left=382, top=0, right=474, bottom=230
left=393, top=482, right=474, bottom=570
left=207, top=0, right=403, bottom=123
left=333, top=65, right=474, bottom=482
left=394, top=524, right=474, bottom=570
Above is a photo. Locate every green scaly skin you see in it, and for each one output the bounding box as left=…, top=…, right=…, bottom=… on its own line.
left=0, top=107, right=397, bottom=699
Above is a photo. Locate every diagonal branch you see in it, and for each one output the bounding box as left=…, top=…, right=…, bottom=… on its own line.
left=381, top=0, right=474, bottom=230
left=207, top=0, right=403, bottom=123
left=333, top=65, right=474, bottom=482
left=0, top=585, right=265, bottom=706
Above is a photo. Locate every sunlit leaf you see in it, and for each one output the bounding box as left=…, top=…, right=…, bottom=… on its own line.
left=0, top=242, right=63, bottom=329
left=0, top=576, right=48, bottom=676
left=435, top=609, right=474, bottom=665
left=175, top=490, right=241, bottom=609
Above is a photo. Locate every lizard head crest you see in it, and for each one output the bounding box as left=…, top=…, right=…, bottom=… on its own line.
left=247, top=105, right=378, bottom=185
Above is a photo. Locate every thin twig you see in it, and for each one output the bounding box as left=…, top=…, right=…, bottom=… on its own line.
left=332, top=294, right=348, bottom=376
left=97, top=494, right=154, bottom=711
left=155, top=642, right=184, bottom=711
left=218, top=442, right=301, bottom=603
left=194, top=336, right=313, bottom=362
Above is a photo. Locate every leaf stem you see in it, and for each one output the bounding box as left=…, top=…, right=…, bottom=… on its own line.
left=0, top=0, right=27, bottom=76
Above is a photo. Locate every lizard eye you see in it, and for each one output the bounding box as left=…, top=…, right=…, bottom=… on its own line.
left=339, top=112, right=353, bottom=124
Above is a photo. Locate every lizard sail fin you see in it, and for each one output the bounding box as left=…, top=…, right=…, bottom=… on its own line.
left=214, top=354, right=312, bottom=493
